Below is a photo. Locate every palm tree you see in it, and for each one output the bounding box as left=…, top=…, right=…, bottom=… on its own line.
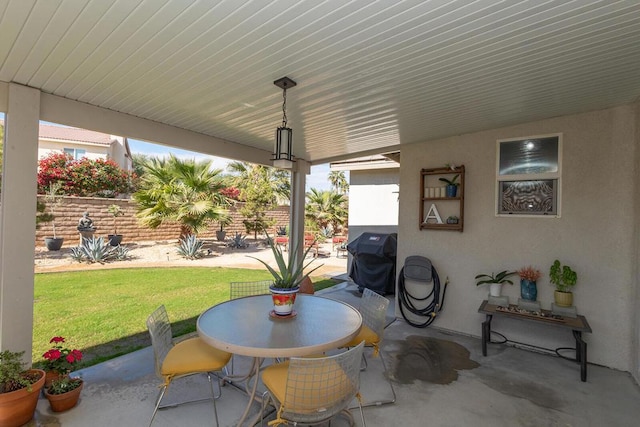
left=226, top=162, right=291, bottom=238
left=133, top=154, right=229, bottom=236
left=328, top=171, right=349, bottom=195
left=305, top=188, right=348, bottom=233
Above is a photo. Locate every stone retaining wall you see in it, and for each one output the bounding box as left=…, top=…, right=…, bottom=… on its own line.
left=35, top=197, right=290, bottom=247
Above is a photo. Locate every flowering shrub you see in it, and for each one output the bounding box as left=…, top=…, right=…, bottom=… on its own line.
left=220, top=186, right=240, bottom=200
left=42, top=337, right=83, bottom=375
left=517, top=266, right=542, bottom=282
left=37, top=152, right=135, bottom=197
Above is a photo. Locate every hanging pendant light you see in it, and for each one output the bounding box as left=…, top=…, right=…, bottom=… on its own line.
left=273, top=76, right=297, bottom=169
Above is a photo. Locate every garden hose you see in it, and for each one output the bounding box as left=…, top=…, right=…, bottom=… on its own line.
left=398, top=261, right=448, bottom=328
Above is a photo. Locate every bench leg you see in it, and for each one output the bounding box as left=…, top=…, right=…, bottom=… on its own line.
left=482, top=315, right=492, bottom=356
left=573, top=330, right=587, bottom=382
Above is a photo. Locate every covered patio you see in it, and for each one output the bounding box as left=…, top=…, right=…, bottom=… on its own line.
left=1, top=1, right=639, bottom=425
left=32, top=283, right=640, bottom=426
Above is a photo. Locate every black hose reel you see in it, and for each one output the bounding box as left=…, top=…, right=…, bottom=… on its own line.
left=398, top=255, right=449, bottom=328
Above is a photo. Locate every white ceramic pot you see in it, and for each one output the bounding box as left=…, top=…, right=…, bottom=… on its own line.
left=489, top=283, right=502, bottom=297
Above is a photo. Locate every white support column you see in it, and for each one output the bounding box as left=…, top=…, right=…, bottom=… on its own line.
left=0, top=84, right=40, bottom=360
left=289, top=160, right=310, bottom=267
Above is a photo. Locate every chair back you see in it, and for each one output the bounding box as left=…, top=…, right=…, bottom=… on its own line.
left=146, top=305, right=174, bottom=377
left=229, top=280, right=272, bottom=299
left=360, top=288, right=390, bottom=340
left=281, top=341, right=365, bottom=424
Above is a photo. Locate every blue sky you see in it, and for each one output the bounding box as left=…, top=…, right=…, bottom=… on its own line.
left=127, top=138, right=333, bottom=191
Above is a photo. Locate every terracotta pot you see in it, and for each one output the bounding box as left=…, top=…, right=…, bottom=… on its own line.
left=45, top=379, right=83, bottom=412
left=554, top=290, right=573, bottom=307
left=0, top=369, right=45, bottom=427
left=299, top=277, right=315, bottom=295
left=270, top=287, right=299, bottom=315
left=44, top=371, right=65, bottom=388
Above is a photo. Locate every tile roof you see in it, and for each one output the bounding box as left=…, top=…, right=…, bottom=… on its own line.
left=0, top=119, right=113, bottom=145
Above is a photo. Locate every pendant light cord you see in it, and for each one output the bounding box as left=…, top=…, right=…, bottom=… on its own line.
left=281, top=86, right=288, bottom=127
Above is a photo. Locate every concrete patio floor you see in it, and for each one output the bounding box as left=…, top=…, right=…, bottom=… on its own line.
left=30, top=282, right=640, bottom=427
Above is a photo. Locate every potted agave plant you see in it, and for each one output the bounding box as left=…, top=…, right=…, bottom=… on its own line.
left=0, top=350, right=45, bottom=427
left=249, top=232, right=322, bottom=316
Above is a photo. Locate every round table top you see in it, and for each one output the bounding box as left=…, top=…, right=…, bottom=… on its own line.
left=197, top=295, right=362, bottom=358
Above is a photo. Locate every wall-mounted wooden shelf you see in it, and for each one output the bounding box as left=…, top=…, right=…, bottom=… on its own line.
left=420, top=165, right=465, bottom=231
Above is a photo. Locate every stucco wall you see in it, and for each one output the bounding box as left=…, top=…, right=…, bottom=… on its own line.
left=398, top=104, right=639, bottom=372
left=349, top=169, right=399, bottom=226
left=37, top=140, right=109, bottom=161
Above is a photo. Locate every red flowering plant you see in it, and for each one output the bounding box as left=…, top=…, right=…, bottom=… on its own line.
left=517, top=266, right=542, bottom=282
left=42, top=337, right=83, bottom=375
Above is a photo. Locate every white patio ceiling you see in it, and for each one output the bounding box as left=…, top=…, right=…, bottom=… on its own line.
left=1, top=0, right=640, bottom=165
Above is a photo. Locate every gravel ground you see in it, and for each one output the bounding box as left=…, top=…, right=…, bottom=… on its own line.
left=34, top=238, right=348, bottom=277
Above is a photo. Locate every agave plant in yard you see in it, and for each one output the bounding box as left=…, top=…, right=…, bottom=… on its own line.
left=70, top=237, right=129, bottom=263
left=176, top=234, right=204, bottom=259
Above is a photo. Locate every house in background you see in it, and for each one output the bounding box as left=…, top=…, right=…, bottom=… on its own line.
left=330, top=153, right=400, bottom=242
left=1, top=119, right=132, bottom=172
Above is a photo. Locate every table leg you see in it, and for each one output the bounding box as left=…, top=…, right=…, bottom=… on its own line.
left=573, top=330, right=587, bottom=382
left=482, top=314, right=492, bottom=356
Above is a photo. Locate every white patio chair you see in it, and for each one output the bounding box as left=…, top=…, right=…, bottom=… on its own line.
left=229, top=280, right=272, bottom=300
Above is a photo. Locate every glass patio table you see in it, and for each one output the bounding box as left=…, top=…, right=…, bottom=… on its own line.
left=197, top=294, right=362, bottom=426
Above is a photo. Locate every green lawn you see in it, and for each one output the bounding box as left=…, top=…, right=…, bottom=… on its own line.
left=33, top=267, right=338, bottom=368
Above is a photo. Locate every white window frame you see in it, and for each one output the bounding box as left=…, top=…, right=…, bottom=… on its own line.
left=495, top=133, right=562, bottom=218
left=63, top=148, right=86, bottom=160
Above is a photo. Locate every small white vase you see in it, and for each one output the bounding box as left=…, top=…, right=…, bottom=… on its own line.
left=489, top=283, right=502, bottom=297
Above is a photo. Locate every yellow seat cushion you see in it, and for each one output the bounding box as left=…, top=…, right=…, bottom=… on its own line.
left=161, top=337, right=231, bottom=377
left=345, top=324, right=379, bottom=348
left=262, top=360, right=352, bottom=414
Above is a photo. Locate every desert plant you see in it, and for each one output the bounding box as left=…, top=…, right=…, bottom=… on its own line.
left=176, top=234, right=204, bottom=259
left=107, top=204, right=124, bottom=235
left=43, top=182, right=64, bottom=239
left=276, top=226, right=288, bottom=236
left=248, top=232, right=322, bottom=289
left=228, top=232, right=248, bottom=249
left=78, top=237, right=113, bottom=263
left=549, top=260, right=577, bottom=292
left=475, top=270, right=516, bottom=286
left=111, top=245, right=130, bottom=260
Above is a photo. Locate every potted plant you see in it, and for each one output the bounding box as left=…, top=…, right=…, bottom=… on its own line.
left=107, top=204, right=125, bottom=246
left=249, top=232, right=322, bottom=316
left=475, top=270, right=516, bottom=297
left=216, top=215, right=232, bottom=241
left=0, top=350, right=46, bottom=427
left=439, top=174, right=459, bottom=197
left=44, top=376, right=84, bottom=412
left=41, top=336, right=83, bottom=387
left=517, top=266, right=542, bottom=301
left=549, top=260, right=577, bottom=307
left=43, top=182, right=65, bottom=251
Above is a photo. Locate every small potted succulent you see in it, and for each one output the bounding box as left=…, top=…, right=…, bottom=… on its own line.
left=0, top=350, right=45, bottom=427
left=549, top=260, right=577, bottom=307
left=216, top=215, right=232, bottom=241
left=249, top=232, right=322, bottom=316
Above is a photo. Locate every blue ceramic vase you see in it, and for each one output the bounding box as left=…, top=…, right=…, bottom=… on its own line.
left=520, top=279, right=537, bottom=301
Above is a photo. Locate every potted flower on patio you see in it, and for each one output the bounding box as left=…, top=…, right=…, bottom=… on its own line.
left=0, top=350, right=46, bottom=427
left=549, top=259, right=577, bottom=307
left=42, top=336, right=83, bottom=388
left=249, top=232, right=322, bottom=316
left=44, top=376, right=84, bottom=412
